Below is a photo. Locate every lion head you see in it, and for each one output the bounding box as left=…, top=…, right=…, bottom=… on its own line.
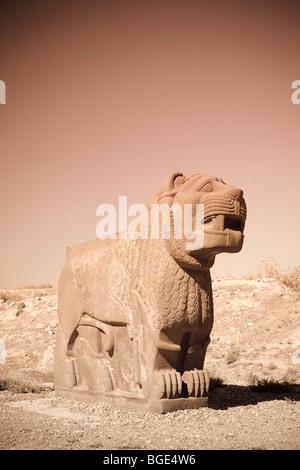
left=148, top=172, right=247, bottom=269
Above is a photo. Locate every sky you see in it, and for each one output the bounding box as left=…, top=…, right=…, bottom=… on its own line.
left=0, top=0, right=299, bottom=288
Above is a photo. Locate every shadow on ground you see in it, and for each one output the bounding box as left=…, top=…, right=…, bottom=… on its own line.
left=208, top=384, right=300, bottom=410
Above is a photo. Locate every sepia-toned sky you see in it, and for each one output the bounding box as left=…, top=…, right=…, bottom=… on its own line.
left=0, top=0, right=299, bottom=288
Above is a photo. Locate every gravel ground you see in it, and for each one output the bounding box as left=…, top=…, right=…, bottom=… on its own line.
left=1, top=281, right=299, bottom=453
left=0, top=385, right=299, bottom=451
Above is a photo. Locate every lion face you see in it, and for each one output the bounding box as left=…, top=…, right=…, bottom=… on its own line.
left=151, top=172, right=247, bottom=267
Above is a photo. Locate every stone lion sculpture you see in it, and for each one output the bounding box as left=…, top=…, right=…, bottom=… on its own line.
left=54, top=172, right=246, bottom=412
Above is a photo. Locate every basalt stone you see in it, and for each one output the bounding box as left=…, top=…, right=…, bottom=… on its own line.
left=54, top=172, right=246, bottom=412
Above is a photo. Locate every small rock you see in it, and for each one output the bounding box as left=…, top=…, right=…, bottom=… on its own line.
left=40, top=382, right=54, bottom=391
left=16, top=301, right=26, bottom=316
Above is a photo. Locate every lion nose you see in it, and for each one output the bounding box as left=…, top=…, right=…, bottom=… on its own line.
left=228, top=187, right=243, bottom=200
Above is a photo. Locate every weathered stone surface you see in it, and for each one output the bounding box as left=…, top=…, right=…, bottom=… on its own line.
left=54, top=172, right=246, bottom=412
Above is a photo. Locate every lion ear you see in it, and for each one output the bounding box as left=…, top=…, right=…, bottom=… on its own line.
left=148, top=172, right=186, bottom=204
left=170, top=172, right=186, bottom=189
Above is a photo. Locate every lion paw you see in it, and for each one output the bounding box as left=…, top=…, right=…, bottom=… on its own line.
left=182, top=370, right=210, bottom=397
left=153, top=370, right=182, bottom=399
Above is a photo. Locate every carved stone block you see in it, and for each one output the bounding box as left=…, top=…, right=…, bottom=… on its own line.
left=54, top=172, right=246, bottom=412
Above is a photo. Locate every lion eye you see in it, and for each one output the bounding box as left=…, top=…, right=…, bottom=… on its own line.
left=199, top=182, right=213, bottom=192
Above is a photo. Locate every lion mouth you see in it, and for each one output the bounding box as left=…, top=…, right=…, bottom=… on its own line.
left=204, top=214, right=245, bottom=234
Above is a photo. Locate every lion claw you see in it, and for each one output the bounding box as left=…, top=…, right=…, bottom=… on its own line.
left=182, top=370, right=210, bottom=397
left=153, top=370, right=182, bottom=399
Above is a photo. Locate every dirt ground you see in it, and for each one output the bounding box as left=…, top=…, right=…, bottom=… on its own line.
left=0, top=278, right=299, bottom=451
